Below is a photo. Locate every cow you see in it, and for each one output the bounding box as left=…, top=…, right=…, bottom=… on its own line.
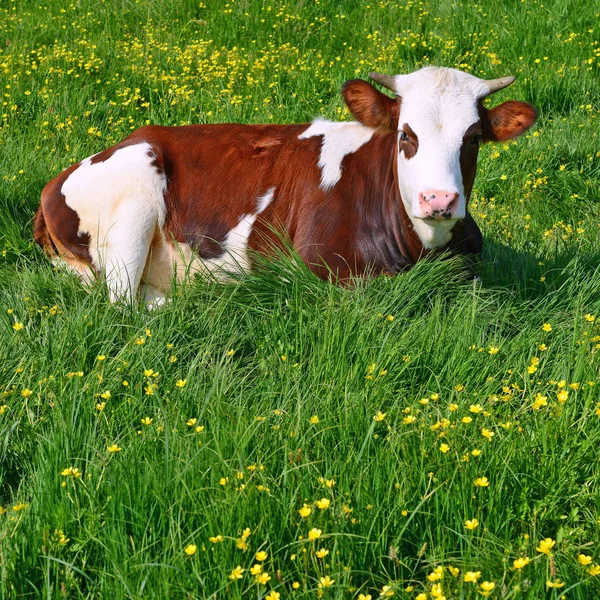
left=34, top=66, right=537, bottom=305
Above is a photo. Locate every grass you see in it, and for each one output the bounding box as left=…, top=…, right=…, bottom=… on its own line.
left=1, top=0, right=600, bottom=597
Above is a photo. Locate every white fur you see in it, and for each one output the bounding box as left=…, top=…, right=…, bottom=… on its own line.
left=299, top=119, right=375, bottom=190
left=393, top=67, right=487, bottom=248
left=256, top=187, right=275, bottom=214
left=61, top=143, right=167, bottom=303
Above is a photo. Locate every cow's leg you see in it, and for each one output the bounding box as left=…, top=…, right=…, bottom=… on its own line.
left=141, top=283, right=167, bottom=309
left=102, top=202, right=157, bottom=304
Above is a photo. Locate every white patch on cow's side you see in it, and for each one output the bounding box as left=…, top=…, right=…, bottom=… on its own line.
left=61, top=142, right=167, bottom=303
left=142, top=212, right=259, bottom=295
left=392, top=67, right=488, bottom=248
left=299, top=119, right=375, bottom=190
left=256, top=187, right=275, bottom=214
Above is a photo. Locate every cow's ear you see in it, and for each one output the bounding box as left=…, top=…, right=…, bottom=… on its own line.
left=342, top=80, right=399, bottom=131
left=481, top=101, right=537, bottom=143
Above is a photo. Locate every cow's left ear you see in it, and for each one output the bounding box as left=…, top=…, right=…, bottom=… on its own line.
left=342, top=80, right=399, bottom=131
left=481, top=100, right=537, bottom=143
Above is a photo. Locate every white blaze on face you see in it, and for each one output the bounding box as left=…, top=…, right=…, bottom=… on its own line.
left=394, top=67, right=489, bottom=248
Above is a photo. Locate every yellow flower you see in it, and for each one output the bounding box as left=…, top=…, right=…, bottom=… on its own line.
left=461, top=416, right=473, bottom=424
left=226, top=349, right=235, bottom=357
left=464, top=518, right=479, bottom=530
left=107, top=444, right=122, bottom=453
left=298, top=504, right=312, bottom=517
left=176, top=379, right=187, bottom=388
left=12, top=502, right=29, bottom=511
left=256, top=572, right=271, bottom=584
left=187, top=417, right=197, bottom=426
left=143, top=369, right=154, bottom=377
left=358, top=594, right=372, bottom=600
left=536, top=538, right=555, bottom=555
left=538, top=343, right=547, bottom=351
left=481, top=428, right=494, bottom=441
left=141, top=417, right=153, bottom=426
left=557, top=390, right=568, bottom=403
left=403, top=415, right=417, bottom=424
left=250, top=564, right=262, bottom=575
left=532, top=393, right=548, bottom=410
left=480, top=581, right=495, bottom=591
left=96, top=354, right=106, bottom=361
left=471, top=449, right=481, bottom=457
left=437, top=443, right=449, bottom=453
left=21, top=389, right=33, bottom=398
left=100, top=390, right=111, bottom=399
left=427, top=566, right=443, bottom=582
left=255, top=550, right=268, bottom=561
left=463, top=571, right=481, bottom=583
left=184, top=544, right=197, bottom=556
left=316, top=498, right=330, bottom=509
left=588, top=564, right=600, bottom=576
left=474, top=477, right=489, bottom=487
left=318, top=575, right=334, bottom=588
left=309, top=415, right=319, bottom=424
left=219, top=477, right=228, bottom=486
left=265, top=592, right=280, bottom=600
left=546, top=579, right=564, bottom=589
left=373, top=411, right=387, bottom=421
left=513, top=557, right=530, bottom=569
left=12, top=322, right=24, bottom=331
left=292, top=581, right=300, bottom=589
left=315, top=548, right=329, bottom=558
left=448, top=566, right=460, bottom=577
left=488, top=346, right=499, bottom=355
left=577, top=554, right=592, bottom=565
left=541, top=323, right=552, bottom=332
left=308, top=528, right=322, bottom=541
left=415, top=595, right=427, bottom=600
left=229, top=566, right=244, bottom=580
left=469, top=404, right=482, bottom=413
left=209, top=535, right=223, bottom=543
left=95, top=402, right=106, bottom=411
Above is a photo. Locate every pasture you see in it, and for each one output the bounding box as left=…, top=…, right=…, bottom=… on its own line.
left=1, top=0, right=600, bottom=597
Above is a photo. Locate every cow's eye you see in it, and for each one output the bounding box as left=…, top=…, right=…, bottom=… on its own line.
left=400, top=131, right=409, bottom=142
left=471, top=134, right=483, bottom=145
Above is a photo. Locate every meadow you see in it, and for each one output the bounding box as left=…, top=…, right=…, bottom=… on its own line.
left=1, top=0, right=600, bottom=597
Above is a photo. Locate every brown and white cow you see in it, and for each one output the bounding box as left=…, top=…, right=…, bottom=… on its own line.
left=34, top=66, right=536, bottom=305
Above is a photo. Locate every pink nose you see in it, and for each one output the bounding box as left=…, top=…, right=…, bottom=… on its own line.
left=418, top=189, right=460, bottom=219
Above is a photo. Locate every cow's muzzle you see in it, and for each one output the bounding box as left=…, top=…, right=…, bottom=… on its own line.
left=418, top=189, right=460, bottom=220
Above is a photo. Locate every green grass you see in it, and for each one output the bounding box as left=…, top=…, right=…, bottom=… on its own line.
left=1, top=0, right=600, bottom=598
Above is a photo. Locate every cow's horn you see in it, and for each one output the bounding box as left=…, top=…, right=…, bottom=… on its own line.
left=483, top=76, right=516, bottom=96
left=369, top=72, right=397, bottom=93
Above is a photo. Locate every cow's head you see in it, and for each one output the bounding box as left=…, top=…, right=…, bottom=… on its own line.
left=342, top=67, right=537, bottom=247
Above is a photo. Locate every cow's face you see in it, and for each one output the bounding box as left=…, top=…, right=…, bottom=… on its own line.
left=342, top=67, right=537, bottom=247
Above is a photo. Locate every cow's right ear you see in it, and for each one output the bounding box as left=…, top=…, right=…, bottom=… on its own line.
left=481, top=101, right=537, bottom=142
left=342, top=80, right=399, bottom=131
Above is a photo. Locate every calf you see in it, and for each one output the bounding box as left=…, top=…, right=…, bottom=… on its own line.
left=34, top=66, right=536, bottom=304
